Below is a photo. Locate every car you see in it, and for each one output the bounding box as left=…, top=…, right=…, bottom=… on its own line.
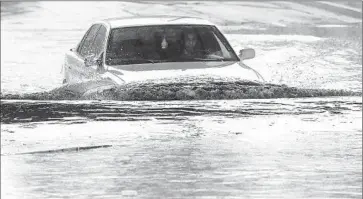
left=62, top=15, right=264, bottom=88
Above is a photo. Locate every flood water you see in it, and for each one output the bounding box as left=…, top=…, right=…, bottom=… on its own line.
left=2, top=97, right=362, bottom=198
left=1, top=1, right=362, bottom=199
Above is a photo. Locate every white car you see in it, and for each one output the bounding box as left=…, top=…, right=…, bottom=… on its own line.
left=62, top=15, right=264, bottom=87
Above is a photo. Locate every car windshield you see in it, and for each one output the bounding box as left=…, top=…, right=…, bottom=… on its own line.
left=105, top=25, right=239, bottom=66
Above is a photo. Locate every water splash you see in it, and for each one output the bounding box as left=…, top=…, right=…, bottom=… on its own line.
left=1, top=80, right=360, bottom=101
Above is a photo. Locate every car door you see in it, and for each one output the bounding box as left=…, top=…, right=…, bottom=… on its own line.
left=64, top=24, right=100, bottom=83
left=84, top=25, right=108, bottom=78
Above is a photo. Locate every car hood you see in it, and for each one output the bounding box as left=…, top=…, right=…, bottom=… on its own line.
left=101, top=61, right=265, bottom=85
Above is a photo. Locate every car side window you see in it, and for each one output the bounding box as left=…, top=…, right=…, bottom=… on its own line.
left=89, top=25, right=107, bottom=57
left=77, top=24, right=101, bottom=57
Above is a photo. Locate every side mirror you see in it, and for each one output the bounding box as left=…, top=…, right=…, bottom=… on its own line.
left=85, top=53, right=103, bottom=67
left=84, top=53, right=95, bottom=67
left=239, top=48, right=255, bottom=60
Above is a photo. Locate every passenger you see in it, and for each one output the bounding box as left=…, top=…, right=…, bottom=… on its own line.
left=163, top=28, right=183, bottom=59
left=154, top=31, right=179, bottom=60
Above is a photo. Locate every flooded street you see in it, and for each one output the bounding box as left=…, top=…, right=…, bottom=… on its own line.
left=1, top=1, right=362, bottom=198
left=2, top=97, right=362, bottom=198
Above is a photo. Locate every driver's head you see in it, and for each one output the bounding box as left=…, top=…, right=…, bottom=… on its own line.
left=184, top=29, right=198, bottom=52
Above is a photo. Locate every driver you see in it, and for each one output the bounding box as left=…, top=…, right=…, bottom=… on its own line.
left=182, top=29, right=203, bottom=58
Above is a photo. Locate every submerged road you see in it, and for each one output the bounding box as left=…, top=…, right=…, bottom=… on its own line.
left=1, top=1, right=362, bottom=198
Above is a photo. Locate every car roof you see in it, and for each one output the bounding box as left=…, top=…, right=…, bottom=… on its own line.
left=100, top=15, right=216, bottom=28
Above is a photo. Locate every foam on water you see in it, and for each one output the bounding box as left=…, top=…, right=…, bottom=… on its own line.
left=0, top=80, right=360, bottom=102
left=1, top=79, right=361, bottom=124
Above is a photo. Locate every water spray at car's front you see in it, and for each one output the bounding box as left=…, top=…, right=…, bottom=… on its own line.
left=1, top=78, right=360, bottom=101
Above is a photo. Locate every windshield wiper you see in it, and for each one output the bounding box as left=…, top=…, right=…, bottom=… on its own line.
left=144, top=59, right=165, bottom=64
left=193, top=57, right=225, bottom=61
left=145, top=60, right=155, bottom=64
